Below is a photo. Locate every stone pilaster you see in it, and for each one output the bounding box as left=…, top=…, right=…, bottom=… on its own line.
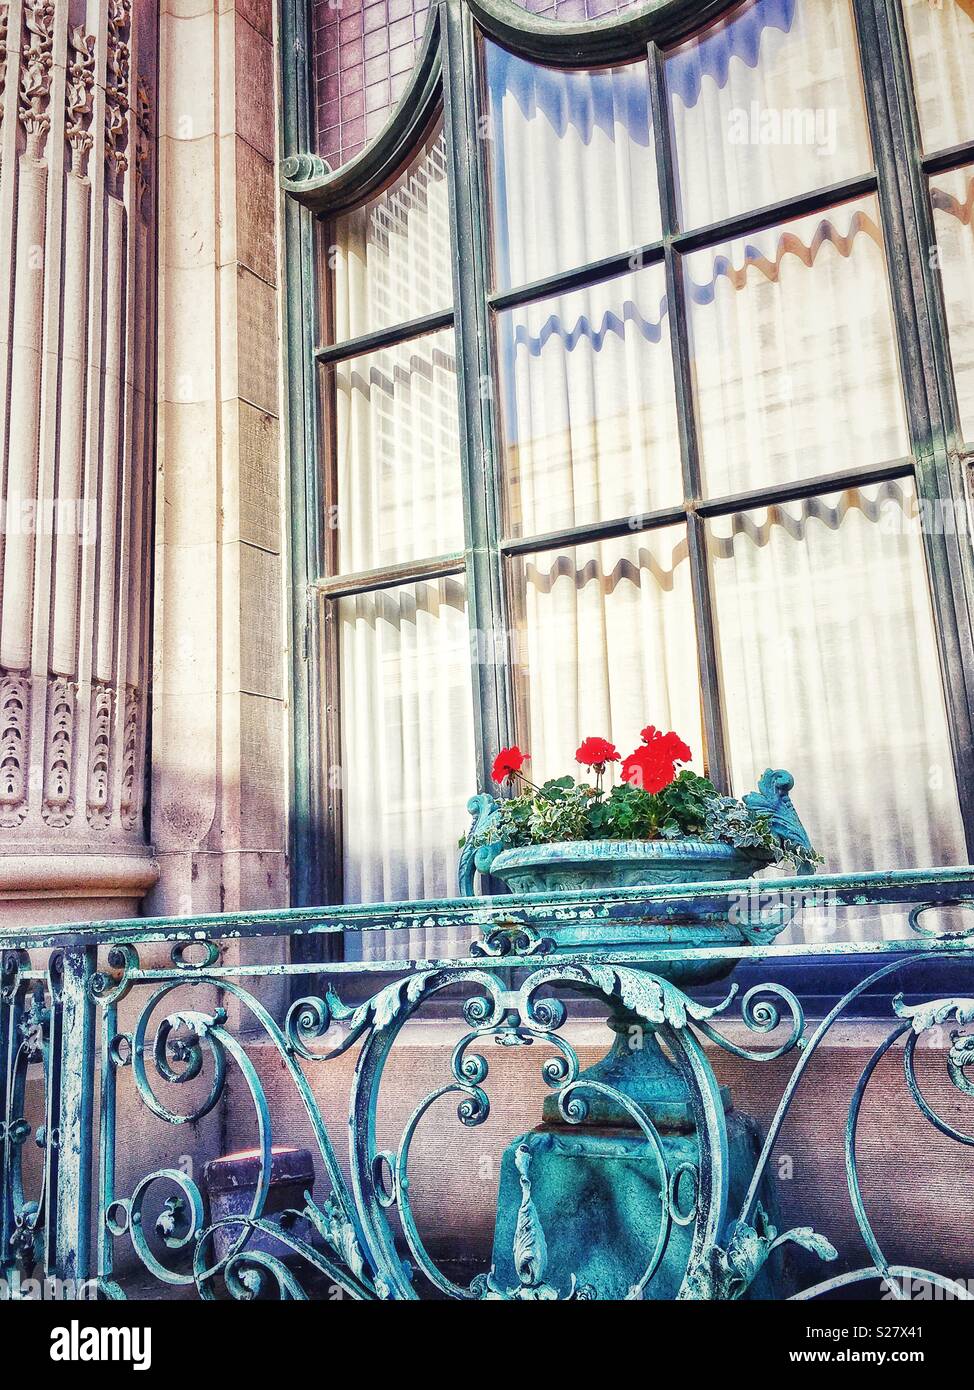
left=149, top=0, right=288, bottom=920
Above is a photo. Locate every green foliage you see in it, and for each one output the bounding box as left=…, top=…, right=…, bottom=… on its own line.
left=466, top=770, right=815, bottom=865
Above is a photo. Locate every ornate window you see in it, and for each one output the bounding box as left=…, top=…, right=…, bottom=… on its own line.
left=281, top=0, right=974, bottom=951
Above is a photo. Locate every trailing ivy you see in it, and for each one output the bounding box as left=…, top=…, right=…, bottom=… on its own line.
left=466, top=770, right=816, bottom=867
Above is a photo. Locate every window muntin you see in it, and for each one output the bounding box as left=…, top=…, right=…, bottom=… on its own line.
left=664, top=0, right=871, bottom=230
left=324, top=329, right=464, bottom=574
left=902, top=0, right=974, bottom=156
left=508, top=528, right=705, bottom=787
left=708, top=481, right=967, bottom=877
left=495, top=265, right=681, bottom=538
left=483, top=44, right=661, bottom=291
left=930, top=164, right=974, bottom=445
left=686, top=196, right=909, bottom=498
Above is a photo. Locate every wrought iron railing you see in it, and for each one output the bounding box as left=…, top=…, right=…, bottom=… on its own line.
left=1, top=866, right=973, bottom=1301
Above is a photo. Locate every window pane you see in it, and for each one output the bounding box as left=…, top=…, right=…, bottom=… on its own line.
left=665, top=0, right=871, bottom=230
left=708, top=481, right=966, bottom=888
left=902, top=0, right=974, bottom=155
left=931, top=164, right=974, bottom=443
left=496, top=266, right=681, bottom=539
left=508, top=528, right=705, bottom=785
left=324, top=329, right=463, bottom=574
left=483, top=42, right=661, bottom=291
left=325, top=119, right=451, bottom=342
left=336, top=576, right=475, bottom=933
left=686, top=196, right=908, bottom=497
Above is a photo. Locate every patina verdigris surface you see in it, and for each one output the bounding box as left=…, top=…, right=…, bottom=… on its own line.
left=1, top=866, right=973, bottom=1300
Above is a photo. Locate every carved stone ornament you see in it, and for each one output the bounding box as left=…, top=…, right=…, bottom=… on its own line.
left=105, top=0, right=131, bottom=185
left=86, top=683, right=113, bottom=827
left=0, top=4, right=10, bottom=125
left=66, top=25, right=97, bottom=175
left=119, top=685, right=141, bottom=829
left=134, top=77, right=151, bottom=210
left=42, top=677, right=76, bottom=828
left=18, top=0, right=56, bottom=157
left=0, top=675, right=30, bottom=827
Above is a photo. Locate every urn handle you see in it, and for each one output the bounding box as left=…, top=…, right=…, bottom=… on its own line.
left=458, top=793, right=503, bottom=898
left=743, top=769, right=816, bottom=874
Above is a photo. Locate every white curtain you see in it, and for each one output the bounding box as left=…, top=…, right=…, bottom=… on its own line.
left=665, top=0, right=871, bottom=229
left=332, top=125, right=473, bottom=960
left=514, top=529, right=706, bottom=787
left=339, top=578, right=476, bottom=961
left=686, top=197, right=909, bottom=497
left=331, top=122, right=452, bottom=337
left=931, top=165, right=974, bottom=444
left=709, top=484, right=967, bottom=939
left=485, top=43, right=661, bottom=290
left=496, top=267, right=682, bottom=537
left=902, top=0, right=974, bottom=156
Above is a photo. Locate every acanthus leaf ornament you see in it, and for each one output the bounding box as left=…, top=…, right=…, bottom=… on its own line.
left=134, top=77, right=152, bottom=211
left=17, top=0, right=55, bottom=157
left=303, top=1192, right=370, bottom=1287
left=0, top=4, right=9, bottom=125
left=17, top=0, right=54, bottom=157
left=682, top=1204, right=837, bottom=1301
left=66, top=25, right=97, bottom=175
left=105, top=0, right=131, bottom=188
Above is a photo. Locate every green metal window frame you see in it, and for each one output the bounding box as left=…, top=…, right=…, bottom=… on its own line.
left=279, top=0, right=974, bottom=932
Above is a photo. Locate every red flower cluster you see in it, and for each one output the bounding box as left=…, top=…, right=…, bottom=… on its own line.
left=575, top=737, right=620, bottom=770
left=621, top=726, right=692, bottom=794
left=491, top=746, right=528, bottom=784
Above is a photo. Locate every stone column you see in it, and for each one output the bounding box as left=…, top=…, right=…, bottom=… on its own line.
left=0, top=0, right=159, bottom=925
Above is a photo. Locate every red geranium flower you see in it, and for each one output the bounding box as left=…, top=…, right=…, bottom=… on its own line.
left=491, top=746, right=528, bottom=784
left=621, top=744, right=677, bottom=794
left=621, top=726, right=692, bottom=794
left=640, top=726, right=692, bottom=766
left=575, top=737, right=620, bottom=770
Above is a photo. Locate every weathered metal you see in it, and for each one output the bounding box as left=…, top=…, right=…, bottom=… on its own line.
left=1, top=867, right=973, bottom=1300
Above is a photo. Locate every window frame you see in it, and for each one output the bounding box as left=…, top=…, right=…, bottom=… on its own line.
left=281, top=0, right=974, bottom=932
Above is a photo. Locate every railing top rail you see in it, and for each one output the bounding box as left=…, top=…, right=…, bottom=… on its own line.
left=0, top=864, right=973, bottom=953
